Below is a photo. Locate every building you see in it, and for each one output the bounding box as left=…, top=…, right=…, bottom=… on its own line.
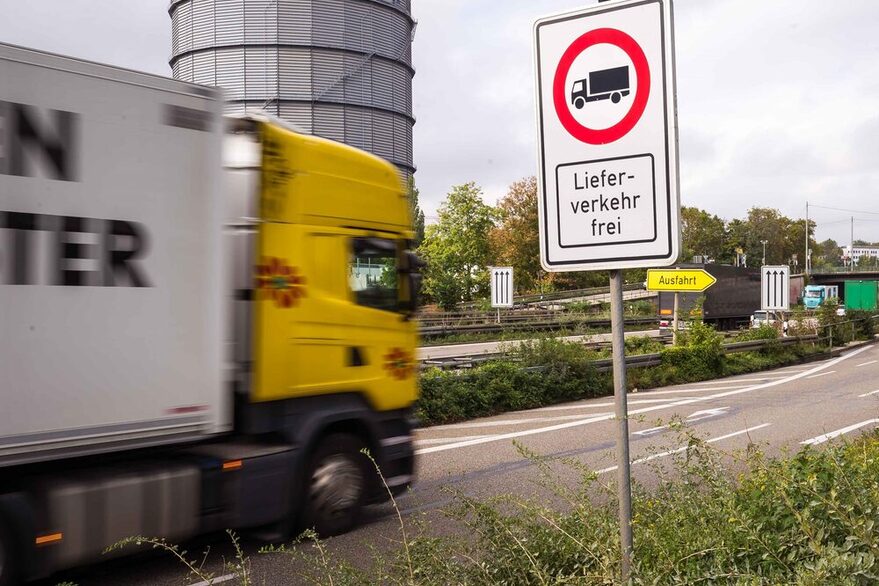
left=169, top=0, right=415, bottom=178
left=842, top=245, right=879, bottom=265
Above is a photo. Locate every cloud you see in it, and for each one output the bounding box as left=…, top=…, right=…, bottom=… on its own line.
left=2, top=0, right=876, bottom=245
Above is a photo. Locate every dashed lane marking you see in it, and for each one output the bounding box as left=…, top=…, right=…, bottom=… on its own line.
left=857, top=360, right=878, bottom=368
left=415, top=435, right=492, bottom=446
left=414, top=347, right=869, bottom=456
left=857, top=390, right=879, bottom=398
left=530, top=397, right=694, bottom=412
left=801, top=419, right=879, bottom=446
left=597, top=423, right=772, bottom=474
left=188, top=574, right=237, bottom=586
left=427, top=412, right=614, bottom=431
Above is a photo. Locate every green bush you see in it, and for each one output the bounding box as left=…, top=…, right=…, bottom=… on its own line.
left=417, top=328, right=826, bottom=426
left=736, top=323, right=779, bottom=341
left=262, top=432, right=879, bottom=585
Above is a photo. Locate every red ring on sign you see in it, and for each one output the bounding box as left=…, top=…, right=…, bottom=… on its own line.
left=553, top=28, right=650, bottom=145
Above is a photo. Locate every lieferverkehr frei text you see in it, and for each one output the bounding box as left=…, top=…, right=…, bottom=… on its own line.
left=557, top=154, right=655, bottom=247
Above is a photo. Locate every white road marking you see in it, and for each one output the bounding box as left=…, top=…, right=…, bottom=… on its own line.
left=634, top=425, right=667, bottom=437
left=531, top=397, right=691, bottom=412
left=686, top=407, right=729, bottom=422
left=415, top=435, right=491, bottom=446
left=801, top=420, right=879, bottom=446
left=188, top=574, right=237, bottom=586
left=415, top=346, right=871, bottom=456
left=858, top=390, right=879, bottom=398
left=857, top=360, right=878, bottom=368
left=695, top=377, right=786, bottom=385
left=597, top=423, right=772, bottom=474
left=432, top=412, right=614, bottom=431
left=805, top=371, right=835, bottom=379
left=629, top=385, right=745, bottom=396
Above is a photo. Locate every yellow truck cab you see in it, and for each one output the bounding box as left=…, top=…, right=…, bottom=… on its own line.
left=225, top=115, right=420, bottom=535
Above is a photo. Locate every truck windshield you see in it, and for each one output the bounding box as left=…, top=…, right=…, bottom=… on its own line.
left=805, top=290, right=821, bottom=297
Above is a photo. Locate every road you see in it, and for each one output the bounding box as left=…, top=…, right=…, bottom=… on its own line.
left=419, top=328, right=662, bottom=360
left=51, top=341, right=879, bottom=585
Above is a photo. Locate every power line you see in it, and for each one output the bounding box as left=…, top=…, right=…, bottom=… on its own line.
left=808, top=204, right=879, bottom=216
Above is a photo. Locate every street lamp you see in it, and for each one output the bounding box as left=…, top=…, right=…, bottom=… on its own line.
left=761, top=240, right=768, bottom=266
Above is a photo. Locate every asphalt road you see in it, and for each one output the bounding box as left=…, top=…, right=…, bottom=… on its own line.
left=51, top=341, right=879, bottom=585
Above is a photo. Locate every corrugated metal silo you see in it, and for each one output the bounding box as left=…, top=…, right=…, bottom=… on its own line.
left=169, top=0, right=415, bottom=176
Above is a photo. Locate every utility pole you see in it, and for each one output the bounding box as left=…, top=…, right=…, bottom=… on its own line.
left=805, top=201, right=810, bottom=275
left=851, top=216, right=855, bottom=269
left=761, top=240, right=768, bottom=266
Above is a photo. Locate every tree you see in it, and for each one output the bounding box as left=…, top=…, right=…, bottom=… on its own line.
left=681, top=206, right=726, bottom=263
left=418, top=182, right=497, bottom=309
left=407, top=177, right=425, bottom=247
left=489, top=177, right=542, bottom=292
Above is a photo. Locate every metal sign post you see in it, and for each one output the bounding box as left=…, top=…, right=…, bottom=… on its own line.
left=533, top=0, right=679, bottom=579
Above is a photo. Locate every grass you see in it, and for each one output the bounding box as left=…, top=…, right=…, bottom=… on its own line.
left=119, top=430, right=879, bottom=585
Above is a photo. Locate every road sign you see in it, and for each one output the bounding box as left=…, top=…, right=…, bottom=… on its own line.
left=490, top=267, right=514, bottom=308
left=761, top=265, right=790, bottom=311
left=534, top=0, right=679, bottom=272
left=646, top=268, right=716, bottom=292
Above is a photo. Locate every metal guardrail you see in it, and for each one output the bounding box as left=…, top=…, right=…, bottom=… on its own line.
left=419, top=316, right=657, bottom=338
left=424, top=335, right=823, bottom=372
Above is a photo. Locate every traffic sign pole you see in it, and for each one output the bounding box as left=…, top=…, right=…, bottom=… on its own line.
left=672, top=291, right=679, bottom=345
left=610, top=270, right=634, bottom=581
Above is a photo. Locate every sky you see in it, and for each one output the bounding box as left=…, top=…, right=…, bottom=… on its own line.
left=2, top=0, right=878, bottom=245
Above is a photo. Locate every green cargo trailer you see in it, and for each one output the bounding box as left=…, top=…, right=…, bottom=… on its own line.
left=844, top=280, right=878, bottom=311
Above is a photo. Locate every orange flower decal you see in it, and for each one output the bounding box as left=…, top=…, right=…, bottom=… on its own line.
left=384, top=347, right=415, bottom=380
left=255, top=257, right=306, bottom=308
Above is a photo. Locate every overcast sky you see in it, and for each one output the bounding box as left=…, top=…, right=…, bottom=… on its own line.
left=3, top=0, right=878, bottom=245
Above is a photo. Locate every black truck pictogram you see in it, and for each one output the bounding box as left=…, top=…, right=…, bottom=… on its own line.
left=570, top=66, right=630, bottom=109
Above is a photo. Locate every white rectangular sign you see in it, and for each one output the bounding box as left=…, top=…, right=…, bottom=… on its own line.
left=761, top=265, right=790, bottom=311
left=491, top=267, right=514, bottom=308
left=534, top=0, right=680, bottom=271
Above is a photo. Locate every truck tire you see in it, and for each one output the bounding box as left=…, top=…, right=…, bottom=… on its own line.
left=0, top=519, right=19, bottom=586
left=574, top=97, right=585, bottom=109
left=302, top=434, right=370, bottom=537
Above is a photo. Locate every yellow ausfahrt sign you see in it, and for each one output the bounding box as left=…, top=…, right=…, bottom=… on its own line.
left=646, top=269, right=716, bottom=292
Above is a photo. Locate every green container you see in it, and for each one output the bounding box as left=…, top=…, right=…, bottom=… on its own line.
left=844, top=280, right=878, bottom=311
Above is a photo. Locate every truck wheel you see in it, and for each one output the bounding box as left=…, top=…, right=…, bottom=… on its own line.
left=611, top=92, right=621, bottom=104
left=574, top=97, right=585, bottom=110
left=0, top=520, right=19, bottom=586
left=302, top=434, right=370, bottom=537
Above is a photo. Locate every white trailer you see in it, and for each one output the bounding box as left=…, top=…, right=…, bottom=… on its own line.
left=0, top=44, right=230, bottom=466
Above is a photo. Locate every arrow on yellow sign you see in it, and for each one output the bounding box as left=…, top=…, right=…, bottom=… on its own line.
left=646, top=269, right=717, bottom=292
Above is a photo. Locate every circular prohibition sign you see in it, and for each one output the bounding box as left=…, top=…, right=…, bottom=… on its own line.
left=553, top=28, right=650, bottom=145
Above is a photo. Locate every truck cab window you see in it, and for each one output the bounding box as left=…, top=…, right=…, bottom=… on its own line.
left=349, top=237, right=399, bottom=312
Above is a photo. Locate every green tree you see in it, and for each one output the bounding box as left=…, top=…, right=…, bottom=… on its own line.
left=489, top=177, right=543, bottom=292
left=418, top=182, right=497, bottom=310
left=407, top=177, right=425, bottom=247
left=681, top=206, right=726, bottom=263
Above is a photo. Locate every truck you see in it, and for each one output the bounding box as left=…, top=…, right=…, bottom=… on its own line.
left=0, top=43, right=420, bottom=584
left=844, top=280, right=878, bottom=311
left=658, top=264, right=761, bottom=331
left=570, top=66, right=631, bottom=108
left=802, top=284, right=839, bottom=309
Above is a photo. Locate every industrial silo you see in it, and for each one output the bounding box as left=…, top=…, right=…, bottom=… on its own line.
left=169, top=0, right=415, bottom=177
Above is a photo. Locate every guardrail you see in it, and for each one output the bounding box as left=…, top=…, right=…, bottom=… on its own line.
left=424, top=335, right=822, bottom=372
left=419, top=316, right=658, bottom=339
